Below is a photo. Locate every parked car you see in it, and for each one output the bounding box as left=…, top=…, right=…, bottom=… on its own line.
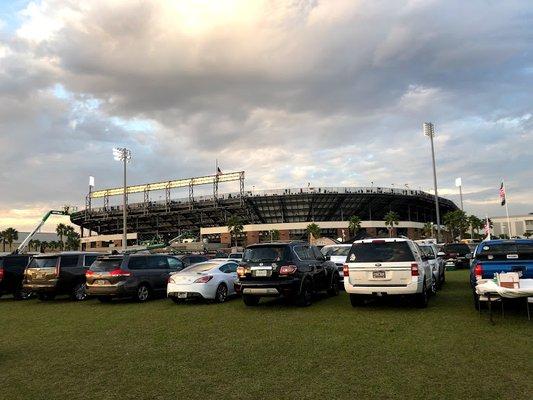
left=418, top=243, right=445, bottom=291
left=174, top=254, right=209, bottom=267
left=167, top=259, right=239, bottom=303
left=0, top=254, right=34, bottom=299
left=469, top=239, right=533, bottom=309
left=235, top=242, right=339, bottom=307
left=441, top=242, right=471, bottom=269
left=228, top=252, right=243, bottom=261
left=86, top=254, right=185, bottom=302
left=321, top=244, right=352, bottom=284
left=343, top=238, right=433, bottom=308
left=23, top=252, right=100, bottom=301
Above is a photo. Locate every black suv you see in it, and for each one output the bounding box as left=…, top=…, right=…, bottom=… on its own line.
left=441, top=242, right=471, bottom=269
left=23, top=252, right=101, bottom=301
left=0, top=254, right=34, bottom=299
left=235, top=242, right=339, bottom=307
left=86, top=253, right=185, bottom=302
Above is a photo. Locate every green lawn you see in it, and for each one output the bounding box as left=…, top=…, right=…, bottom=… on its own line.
left=0, top=270, right=531, bottom=400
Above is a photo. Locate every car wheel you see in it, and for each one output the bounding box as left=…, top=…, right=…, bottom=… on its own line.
left=136, top=284, right=151, bottom=302
left=350, top=294, right=364, bottom=307
left=243, top=295, right=260, bottom=306
left=296, top=281, right=312, bottom=307
left=98, top=296, right=112, bottom=303
left=214, top=283, right=228, bottom=303
left=171, top=297, right=184, bottom=304
left=71, top=283, right=87, bottom=301
left=430, top=276, right=438, bottom=296
left=415, top=281, right=429, bottom=308
left=327, top=278, right=339, bottom=297
left=38, top=292, right=55, bottom=301
left=13, top=285, right=32, bottom=300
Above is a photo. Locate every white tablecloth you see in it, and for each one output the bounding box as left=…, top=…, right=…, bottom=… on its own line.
left=476, top=279, right=533, bottom=298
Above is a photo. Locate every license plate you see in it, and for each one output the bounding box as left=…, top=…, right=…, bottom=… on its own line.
left=445, top=262, right=455, bottom=266
left=94, top=279, right=108, bottom=285
left=372, top=271, right=386, bottom=279
left=255, top=270, right=268, bottom=277
left=177, top=292, right=188, bottom=299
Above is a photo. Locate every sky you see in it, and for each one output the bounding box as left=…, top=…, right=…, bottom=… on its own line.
left=0, top=0, right=532, bottom=232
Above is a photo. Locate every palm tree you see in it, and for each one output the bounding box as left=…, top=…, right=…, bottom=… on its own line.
left=2, top=227, right=18, bottom=252
left=348, top=215, right=361, bottom=237
left=467, top=215, right=483, bottom=239
left=422, top=222, right=433, bottom=238
left=384, top=211, right=399, bottom=238
left=56, top=223, right=69, bottom=250
left=0, top=231, right=6, bottom=252
left=29, top=239, right=41, bottom=252
left=40, top=241, right=49, bottom=253
left=270, top=229, right=281, bottom=241
left=306, top=223, right=321, bottom=242
left=227, top=215, right=244, bottom=248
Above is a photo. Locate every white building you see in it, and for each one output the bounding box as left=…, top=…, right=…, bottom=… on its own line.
left=490, top=214, right=533, bottom=238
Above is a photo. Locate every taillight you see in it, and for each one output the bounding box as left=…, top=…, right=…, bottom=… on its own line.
left=343, top=264, right=349, bottom=277
left=109, top=268, right=131, bottom=277
left=85, top=270, right=94, bottom=277
left=474, top=263, right=483, bottom=279
left=0, top=268, right=4, bottom=282
left=372, top=240, right=386, bottom=244
left=167, top=276, right=174, bottom=284
left=194, top=275, right=213, bottom=284
left=279, top=265, right=297, bottom=275
left=411, top=263, right=419, bottom=276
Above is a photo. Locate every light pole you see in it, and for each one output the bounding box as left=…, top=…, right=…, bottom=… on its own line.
left=113, top=147, right=132, bottom=250
left=455, top=177, right=464, bottom=211
left=423, top=122, right=442, bottom=243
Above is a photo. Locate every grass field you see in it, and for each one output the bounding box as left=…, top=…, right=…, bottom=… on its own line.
left=0, top=270, right=531, bottom=400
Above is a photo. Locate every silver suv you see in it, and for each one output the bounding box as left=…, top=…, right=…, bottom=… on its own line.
left=343, top=238, right=433, bottom=308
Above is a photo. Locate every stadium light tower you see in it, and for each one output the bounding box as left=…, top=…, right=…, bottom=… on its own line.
left=113, top=147, right=132, bottom=250
left=423, top=122, right=442, bottom=242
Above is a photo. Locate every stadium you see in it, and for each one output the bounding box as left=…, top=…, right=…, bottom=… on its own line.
left=69, top=171, right=458, bottom=250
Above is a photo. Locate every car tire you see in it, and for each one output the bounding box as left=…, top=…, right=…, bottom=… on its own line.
left=296, top=281, right=312, bottom=307
left=13, top=285, right=32, bottom=300
left=350, top=294, right=364, bottom=307
left=415, top=281, right=429, bottom=308
left=38, top=292, right=56, bottom=301
left=430, top=276, right=438, bottom=296
left=327, top=278, right=339, bottom=297
left=243, top=295, right=260, bottom=306
left=98, top=296, right=112, bottom=303
left=135, top=284, right=151, bottom=302
left=71, top=282, right=87, bottom=301
left=214, top=283, right=228, bottom=303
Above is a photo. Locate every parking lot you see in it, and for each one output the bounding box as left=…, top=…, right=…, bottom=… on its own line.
left=0, top=270, right=531, bottom=400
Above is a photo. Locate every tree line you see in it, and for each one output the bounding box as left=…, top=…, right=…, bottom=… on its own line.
left=0, top=223, right=80, bottom=252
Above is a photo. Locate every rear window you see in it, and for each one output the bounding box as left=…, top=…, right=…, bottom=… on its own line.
left=183, top=262, right=218, bottom=273
left=443, top=244, right=470, bottom=254
left=476, top=243, right=533, bottom=261
left=29, top=257, right=58, bottom=268
left=243, top=246, right=290, bottom=263
left=322, top=246, right=351, bottom=257
left=419, top=245, right=435, bottom=258
left=90, top=258, right=124, bottom=271
left=348, top=242, right=415, bottom=263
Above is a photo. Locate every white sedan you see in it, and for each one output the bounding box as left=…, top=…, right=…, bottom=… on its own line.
left=167, top=259, right=239, bottom=303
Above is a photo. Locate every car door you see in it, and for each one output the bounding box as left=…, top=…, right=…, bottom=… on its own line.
left=220, top=262, right=238, bottom=294
left=148, top=256, right=169, bottom=292
left=412, top=244, right=431, bottom=287
left=58, top=255, right=81, bottom=292
left=311, top=246, right=328, bottom=290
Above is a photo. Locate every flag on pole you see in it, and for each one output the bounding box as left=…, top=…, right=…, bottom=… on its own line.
left=484, top=216, right=491, bottom=238
left=499, top=182, right=506, bottom=206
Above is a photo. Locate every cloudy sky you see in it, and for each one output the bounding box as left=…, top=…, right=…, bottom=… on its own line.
left=0, top=0, right=532, bottom=232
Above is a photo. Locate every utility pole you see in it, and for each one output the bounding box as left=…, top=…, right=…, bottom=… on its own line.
left=113, top=147, right=132, bottom=250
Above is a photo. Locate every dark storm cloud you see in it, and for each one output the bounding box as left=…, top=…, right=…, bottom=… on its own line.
left=1, top=0, right=532, bottom=230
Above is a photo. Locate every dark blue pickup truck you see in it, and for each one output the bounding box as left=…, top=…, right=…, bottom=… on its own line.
left=470, top=239, right=533, bottom=308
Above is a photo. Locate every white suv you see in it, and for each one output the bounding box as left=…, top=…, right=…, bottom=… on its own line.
left=343, top=238, right=433, bottom=308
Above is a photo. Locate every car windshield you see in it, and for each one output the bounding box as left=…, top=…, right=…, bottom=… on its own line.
left=476, top=242, right=533, bottom=261
left=243, top=246, right=289, bottom=263
left=322, top=246, right=351, bottom=257
left=348, top=242, right=415, bottom=263
left=182, top=262, right=218, bottom=273
left=28, top=257, right=58, bottom=268
left=90, top=258, right=123, bottom=271
left=443, top=244, right=470, bottom=253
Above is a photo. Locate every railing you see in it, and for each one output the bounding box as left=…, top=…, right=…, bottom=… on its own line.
left=79, top=186, right=437, bottom=215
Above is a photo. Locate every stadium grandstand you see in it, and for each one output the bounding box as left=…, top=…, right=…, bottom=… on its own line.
left=70, top=171, right=458, bottom=250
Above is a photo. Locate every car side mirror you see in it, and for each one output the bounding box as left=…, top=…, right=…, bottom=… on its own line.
left=437, top=252, right=445, bottom=257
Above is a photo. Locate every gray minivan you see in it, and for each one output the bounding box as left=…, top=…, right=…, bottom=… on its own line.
left=86, top=254, right=184, bottom=302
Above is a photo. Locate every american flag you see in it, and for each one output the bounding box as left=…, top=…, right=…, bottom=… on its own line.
left=484, top=217, right=490, bottom=236
left=499, top=182, right=506, bottom=206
